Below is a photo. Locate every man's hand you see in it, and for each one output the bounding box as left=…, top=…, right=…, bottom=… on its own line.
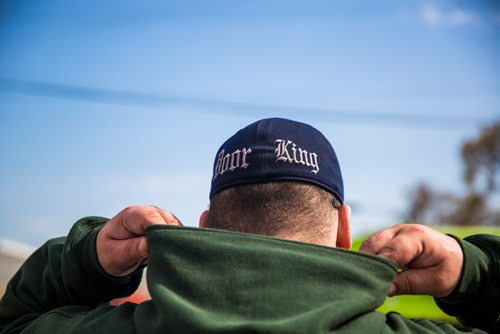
left=96, top=205, right=182, bottom=277
left=360, top=224, right=463, bottom=298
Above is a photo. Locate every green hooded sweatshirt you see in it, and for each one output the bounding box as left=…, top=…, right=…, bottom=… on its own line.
left=0, top=217, right=498, bottom=333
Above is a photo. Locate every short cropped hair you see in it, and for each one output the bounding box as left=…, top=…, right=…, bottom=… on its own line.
left=205, top=182, right=341, bottom=243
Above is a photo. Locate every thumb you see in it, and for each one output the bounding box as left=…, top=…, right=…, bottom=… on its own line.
left=389, top=268, right=431, bottom=296
left=127, top=236, right=150, bottom=262
left=135, top=235, right=150, bottom=259
left=117, top=236, right=150, bottom=275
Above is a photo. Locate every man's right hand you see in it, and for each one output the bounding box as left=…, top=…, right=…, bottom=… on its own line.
left=360, top=224, right=464, bottom=298
left=96, top=205, right=182, bottom=277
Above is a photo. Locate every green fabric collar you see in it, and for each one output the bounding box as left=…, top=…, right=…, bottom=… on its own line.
left=141, top=225, right=397, bottom=333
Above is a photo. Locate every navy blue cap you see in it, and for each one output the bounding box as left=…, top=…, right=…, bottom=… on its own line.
left=209, top=118, right=344, bottom=204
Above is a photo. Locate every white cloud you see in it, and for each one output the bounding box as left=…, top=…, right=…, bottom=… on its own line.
left=420, top=3, right=481, bottom=28
left=448, top=8, right=481, bottom=27
left=421, top=3, right=442, bottom=26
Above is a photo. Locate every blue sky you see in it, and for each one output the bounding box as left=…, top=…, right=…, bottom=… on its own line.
left=1, top=0, right=499, bottom=246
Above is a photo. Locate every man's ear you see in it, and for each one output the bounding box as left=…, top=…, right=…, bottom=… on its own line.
left=336, top=204, right=352, bottom=249
left=199, top=210, right=209, bottom=228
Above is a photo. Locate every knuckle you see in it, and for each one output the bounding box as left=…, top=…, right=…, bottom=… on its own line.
left=368, top=229, right=387, bottom=242
left=366, top=230, right=385, bottom=243
left=124, top=205, right=139, bottom=214
left=360, top=235, right=380, bottom=252
left=403, top=224, right=425, bottom=234
left=361, top=228, right=394, bottom=253
left=360, top=236, right=375, bottom=249
left=379, top=244, right=401, bottom=259
left=378, top=241, right=412, bottom=266
left=141, top=208, right=162, bottom=222
left=130, top=205, right=157, bottom=217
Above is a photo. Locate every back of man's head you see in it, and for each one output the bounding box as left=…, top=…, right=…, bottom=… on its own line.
left=205, top=181, right=341, bottom=245
left=202, top=118, right=350, bottom=247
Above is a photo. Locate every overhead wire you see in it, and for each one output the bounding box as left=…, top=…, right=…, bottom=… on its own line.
left=0, top=77, right=495, bottom=129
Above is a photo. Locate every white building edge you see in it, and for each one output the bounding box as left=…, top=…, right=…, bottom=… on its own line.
left=0, top=238, right=36, bottom=297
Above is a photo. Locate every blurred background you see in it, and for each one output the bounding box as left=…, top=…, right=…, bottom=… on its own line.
left=1, top=0, right=499, bottom=322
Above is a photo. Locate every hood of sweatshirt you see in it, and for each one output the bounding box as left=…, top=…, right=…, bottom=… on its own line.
left=136, top=225, right=398, bottom=334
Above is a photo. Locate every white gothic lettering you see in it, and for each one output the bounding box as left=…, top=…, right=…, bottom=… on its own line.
left=274, top=139, right=319, bottom=174
left=213, top=147, right=252, bottom=180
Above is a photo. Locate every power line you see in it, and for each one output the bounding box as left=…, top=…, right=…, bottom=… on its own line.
left=0, top=77, right=494, bottom=128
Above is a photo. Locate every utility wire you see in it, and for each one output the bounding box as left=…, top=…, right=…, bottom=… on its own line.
left=0, top=77, right=494, bottom=128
